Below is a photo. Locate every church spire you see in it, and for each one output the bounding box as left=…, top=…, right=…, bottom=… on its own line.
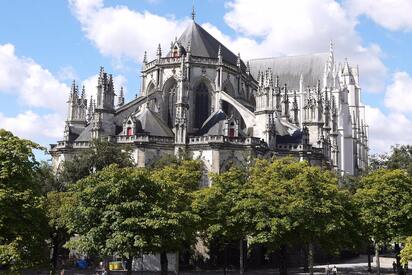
left=327, top=40, right=334, bottom=73
left=191, top=1, right=196, bottom=21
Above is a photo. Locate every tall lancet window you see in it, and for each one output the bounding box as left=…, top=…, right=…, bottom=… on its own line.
left=195, top=82, right=210, bottom=129
left=168, top=83, right=177, bottom=128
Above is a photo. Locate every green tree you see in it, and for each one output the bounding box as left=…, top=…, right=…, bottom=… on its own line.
left=193, top=167, right=254, bottom=275
left=149, top=159, right=203, bottom=275
left=355, top=169, right=412, bottom=274
left=369, top=145, right=412, bottom=175
left=64, top=164, right=163, bottom=275
left=0, top=129, right=49, bottom=270
left=400, top=236, right=412, bottom=266
left=248, top=158, right=359, bottom=275
left=45, top=191, right=72, bottom=274
left=59, top=140, right=133, bottom=184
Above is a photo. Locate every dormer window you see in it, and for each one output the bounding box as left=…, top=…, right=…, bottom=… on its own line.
left=229, top=122, right=235, bottom=138
left=172, top=46, right=179, bottom=57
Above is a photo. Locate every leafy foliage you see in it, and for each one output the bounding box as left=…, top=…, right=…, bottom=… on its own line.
left=193, top=166, right=252, bottom=244
left=59, top=140, right=133, bottom=185
left=355, top=169, right=412, bottom=245
left=64, top=160, right=202, bottom=274
left=401, top=237, right=412, bottom=265
left=369, top=145, right=412, bottom=175
left=248, top=158, right=359, bottom=251
left=0, top=129, right=48, bottom=270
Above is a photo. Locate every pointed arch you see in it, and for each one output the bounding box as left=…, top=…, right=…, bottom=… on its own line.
left=194, top=81, right=211, bottom=129
left=190, top=76, right=215, bottom=130
left=146, top=81, right=155, bottom=95
left=162, top=77, right=178, bottom=128
left=222, top=80, right=235, bottom=97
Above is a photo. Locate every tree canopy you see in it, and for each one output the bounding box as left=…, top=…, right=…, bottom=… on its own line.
left=0, top=129, right=49, bottom=270
left=59, top=140, right=133, bottom=185
left=355, top=169, right=412, bottom=245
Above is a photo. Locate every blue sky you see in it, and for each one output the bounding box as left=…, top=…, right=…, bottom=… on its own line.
left=1, top=0, right=412, bottom=158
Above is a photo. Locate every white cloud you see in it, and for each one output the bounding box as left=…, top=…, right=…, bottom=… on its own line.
left=0, top=111, right=65, bottom=142
left=346, top=0, right=412, bottom=32
left=222, top=0, right=387, bottom=93
left=0, top=43, right=69, bottom=111
left=0, top=42, right=127, bottom=145
left=366, top=105, right=412, bottom=153
left=384, top=71, right=412, bottom=113
left=57, top=65, right=78, bottom=81
left=68, top=0, right=387, bottom=93
left=69, top=0, right=189, bottom=61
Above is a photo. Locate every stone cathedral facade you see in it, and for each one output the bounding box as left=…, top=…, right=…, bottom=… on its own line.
left=51, top=17, right=368, bottom=179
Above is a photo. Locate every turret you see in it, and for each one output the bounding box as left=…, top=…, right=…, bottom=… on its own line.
left=275, top=76, right=281, bottom=112
left=246, top=61, right=251, bottom=75
left=67, top=80, right=78, bottom=122
left=117, top=87, right=125, bottom=107
left=96, top=67, right=115, bottom=111
left=143, top=51, right=147, bottom=66
left=218, top=45, right=222, bottom=64
left=237, top=52, right=241, bottom=70
left=292, top=90, right=299, bottom=125
left=157, top=43, right=162, bottom=61
left=282, top=83, right=289, bottom=118
left=87, top=96, right=94, bottom=122
left=67, top=80, right=87, bottom=125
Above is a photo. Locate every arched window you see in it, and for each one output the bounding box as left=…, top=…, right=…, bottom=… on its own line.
left=167, top=83, right=177, bottom=128
left=194, top=82, right=210, bottom=129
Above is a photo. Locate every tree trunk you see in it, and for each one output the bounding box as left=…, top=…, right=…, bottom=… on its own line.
left=375, top=243, right=381, bottom=275
left=308, top=242, right=314, bottom=275
left=126, top=256, right=133, bottom=275
left=279, top=245, right=288, bottom=275
left=175, top=251, right=179, bottom=275
left=395, top=243, right=404, bottom=275
left=51, top=236, right=59, bottom=275
left=239, top=239, right=244, bottom=275
left=367, top=244, right=372, bottom=273
left=303, top=246, right=309, bottom=272
left=160, top=251, right=168, bottom=275
left=224, top=244, right=227, bottom=275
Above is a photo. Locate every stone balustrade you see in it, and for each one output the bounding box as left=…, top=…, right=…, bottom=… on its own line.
left=188, top=135, right=264, bottom=146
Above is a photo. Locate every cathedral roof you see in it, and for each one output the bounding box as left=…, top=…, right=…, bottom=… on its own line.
left=171, top=21, right=244, bottom=68
left=134, top=107, right=174, bottom=137
left=248, top=52, right=328, bottom=90
left=197, top=109, right=227, bottom=136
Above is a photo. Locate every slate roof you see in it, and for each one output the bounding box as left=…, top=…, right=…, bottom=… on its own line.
left=197, top=110, right=227, bottom=136
left=197, top=109, right=247, bottom=137
left=276, top=130, right=303, bottom=144
left=114, top=96, right=146, bottom=125
left=134, top=107, right=174, bottom=137
left=248, top=53, right=328, bottom=90
left=169, top=21, right=245, bottom=68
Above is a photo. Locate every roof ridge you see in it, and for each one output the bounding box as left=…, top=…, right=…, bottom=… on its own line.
left=248, top=52, right=328, bottom=61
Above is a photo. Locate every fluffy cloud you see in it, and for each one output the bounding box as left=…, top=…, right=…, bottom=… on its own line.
left=366, top=105, right=412, bottom=153
left=0, top=42, right=127, bottom=146
left=0, top=44, right=69, bottom=111
left=223, top=0, right=387, bottom=93
left=346, top=0, right=412, bottom=31
left=384, top=71, right=412, bottom=113
left=69, top=0, right=387, bottom=93
left=69, top=0, right=189, bottom=61
left=0, top=111, right=65, bottom=141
